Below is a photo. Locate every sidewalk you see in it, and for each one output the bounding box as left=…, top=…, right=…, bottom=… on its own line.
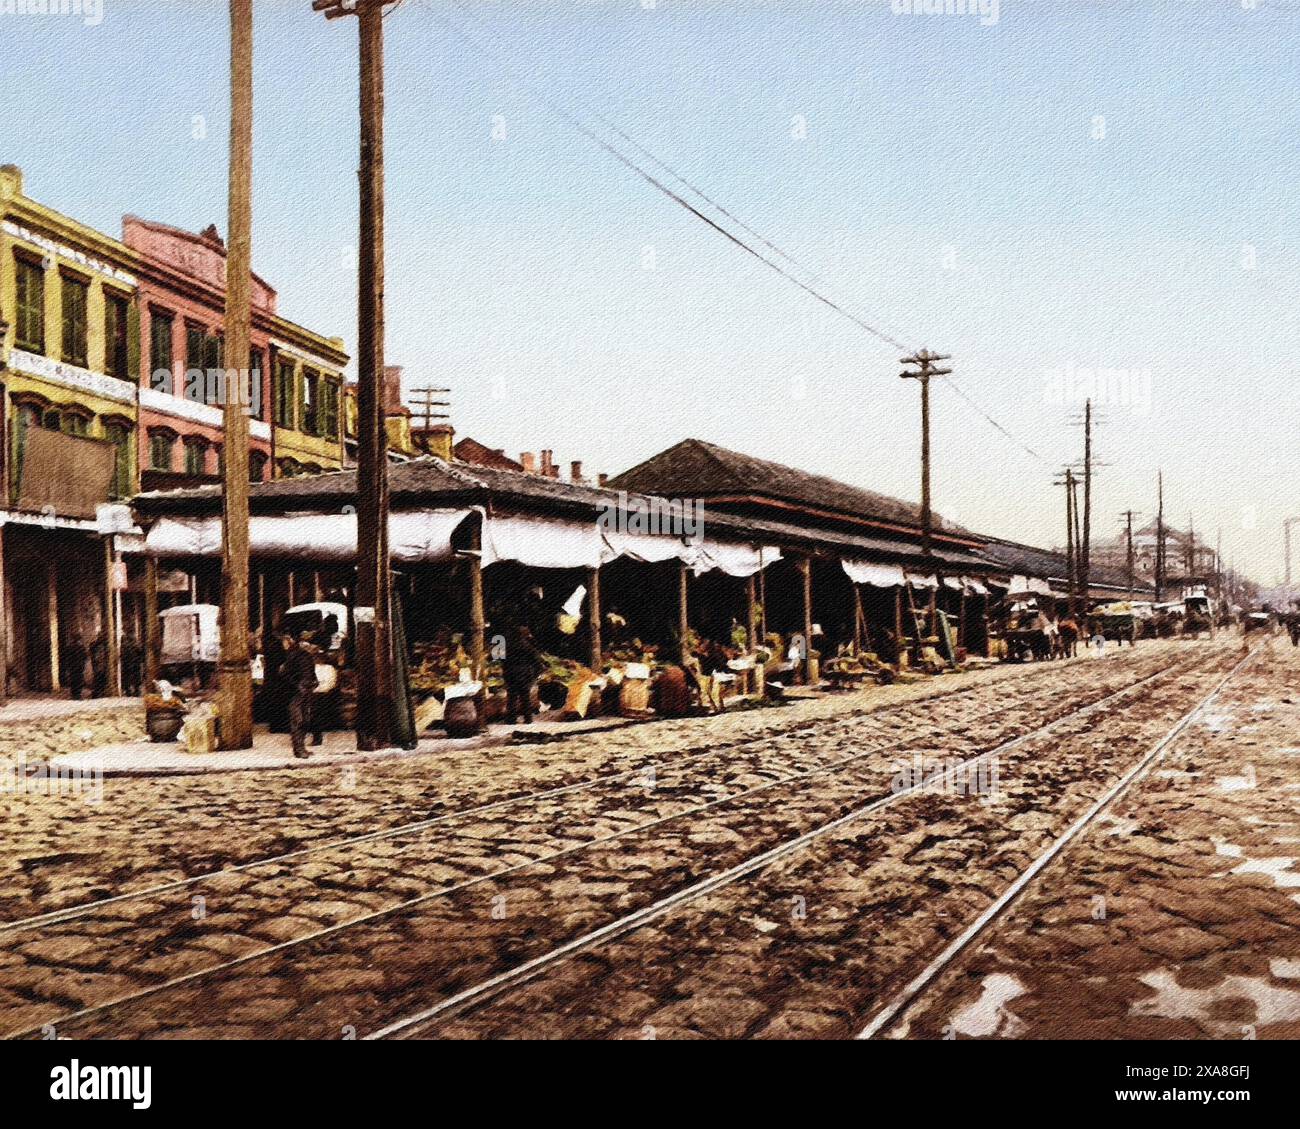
left=0, top=696, right=139, bottom=724
left=48, top=713, right=646, bottom=777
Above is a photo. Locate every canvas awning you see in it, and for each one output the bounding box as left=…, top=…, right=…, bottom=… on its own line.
left=599, top=527, right=691, bottom=565
left=842, top=559, right=906, bottom=587
left=688, top=542, right=781, bottom=578
left=479, top=513, right=604, bottom=570
left=145, top=509, right=477, bottom=564
left=905, top=571, right=940, bottom=590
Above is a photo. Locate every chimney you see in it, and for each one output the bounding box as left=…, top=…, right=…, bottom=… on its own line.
left=382, top=365, right=404, bottom=414
left=597, top=472, right=609, bottom=488
left=540, top=449, right=555, bottom=477
left=570, top=460, right=584, bottom=483
left=520, top=451, right=537, bottom=474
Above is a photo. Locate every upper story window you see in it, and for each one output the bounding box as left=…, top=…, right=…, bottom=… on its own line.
left=103, top=420, right=134, bottom=499
left=149, top=308, right=174, bottom=391
left=183, top=437, right=208, bottom=477
left=149, top=429, right=175, bottom=472
left=104, top=290, right=131, bottom=380
left=301, top=368, right=320, bottom=435
left=319, top=376, right=341, bottom=441
left=274, top=359, right=296, bottom=428
left=13, top=254, right=44, bottom=353
left=61, top=409, right=92, bottom=438
left=249, top=347, right=264, bottom=419
left=60, top=272, right=90, bottom=368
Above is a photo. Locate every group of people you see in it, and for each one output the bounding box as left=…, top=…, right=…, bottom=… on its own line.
left=61, top=631, right=143, bottom=700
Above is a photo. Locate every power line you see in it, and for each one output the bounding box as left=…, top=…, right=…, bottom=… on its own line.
left=423, top=0, right=1048, bottom=463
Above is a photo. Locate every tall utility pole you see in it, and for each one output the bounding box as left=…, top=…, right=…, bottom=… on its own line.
left=217, top=0, right=254, bottom=750
left=409, top=385, right=450, bottom=454
left=1080, top=398, right=1093, bottom=607
left=1285, top=517, right=1300, bottom=588
left=899, top=349, right=951, bottom=559
left=1155, top=471, right=1166, bottom=603
left=1121, top=509, right=1138, bottom=598
left=1054, top=468, right=1077, bottom=616
left=318, top=0, right=399, bottom=749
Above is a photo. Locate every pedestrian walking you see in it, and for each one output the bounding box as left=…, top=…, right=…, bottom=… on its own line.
left=279, top=631, right=322, bottom=758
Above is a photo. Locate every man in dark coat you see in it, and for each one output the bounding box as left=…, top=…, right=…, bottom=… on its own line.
left=279, top=632, right=322, bottom=758
left=62, top=635, right=87, bottom=700
left=89, top=632, right=109, bottom=697
left=120, top=633, right=143, bottom=696
left=502, top=625, right=543, bottom=725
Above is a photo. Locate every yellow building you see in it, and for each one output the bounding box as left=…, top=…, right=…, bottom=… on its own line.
left=269, top=335, right=349, bottom=477
left=0, top=164, right=142, bottom=694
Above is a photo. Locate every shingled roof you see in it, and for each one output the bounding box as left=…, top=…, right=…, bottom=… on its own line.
left=609, top=438, right=974, bottom=543
left=131, top=455, right=995, bottom=571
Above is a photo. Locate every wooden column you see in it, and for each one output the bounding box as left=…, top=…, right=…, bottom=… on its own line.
left=677, top=562, right=689, bottom=664
left=799, top=556, right=813, bottom=685
left=47, top=566, right=60, bottom=691
left=745, top=574, right=757, bottom=649
left=468, top=552, right=485, bottom=681
left=0, top=524, right=8, bottom=705
left=893, top=585, right=904, bottom=666
left=586, top=565, right=602, bottom=671
left=853, top=585, right=866, bottom=654
left=103, top=538, right=121, bottom=697
left=144, top=555, right=160, bottom=687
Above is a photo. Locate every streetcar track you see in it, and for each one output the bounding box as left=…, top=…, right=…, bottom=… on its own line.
left=5, top=652, right=1214, bottom=1039
left=854, top=640, right=1266, bottom=1040
left=367, top=652, right=1225, bottom=1038
left=0, top=651, right=1174, bottom=938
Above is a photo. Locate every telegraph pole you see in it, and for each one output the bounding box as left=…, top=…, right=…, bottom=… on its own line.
left=409, top=385, right=450, bottom=454
left=1121, top=509, right=1137, bottom=598
left=1054, top=468, right=1077, bottom=616
left=217, top=0, right=254, bottom=749
left=1081, top=398, right=1093, bottom=606
left=899, top=349, right=951, bottom=559
left=1155, top=471, right=1166, bottom=602
left=317, top=0, right=399, bottom=749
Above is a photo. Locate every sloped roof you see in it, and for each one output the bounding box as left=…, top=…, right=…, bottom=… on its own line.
left=609, top=438, right=971, bottom=539
left=131, top=456, right=993, bottom=571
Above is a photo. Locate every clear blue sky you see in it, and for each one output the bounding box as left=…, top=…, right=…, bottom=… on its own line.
left=3, top=1, right=1297, bottom=583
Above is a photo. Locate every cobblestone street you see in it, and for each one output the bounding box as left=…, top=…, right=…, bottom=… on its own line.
left=4, top=637, right=1295, bottom=1040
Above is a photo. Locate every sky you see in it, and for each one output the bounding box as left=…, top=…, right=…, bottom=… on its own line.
left=2, top=0, right=1297, bottom=584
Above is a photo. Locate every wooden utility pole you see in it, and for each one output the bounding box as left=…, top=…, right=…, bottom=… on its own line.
left=899, top=349, right=951, bottom=559
left=319, top=0, right=397, bottom=748
left=1155, top=471, right=1166, bottom=602
left=1055, top=468, right=1076, bottom=616
left=1285, top=517, right=1300, bottom=588
left=1121, top=509, right=1137, bottom=598
left=217, top=0, right=254, bottom=749
left=1080, top=398, right=1093, bottom=607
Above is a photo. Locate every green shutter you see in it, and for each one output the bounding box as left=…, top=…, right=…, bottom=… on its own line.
left=126, top=299, right=141, bottom=383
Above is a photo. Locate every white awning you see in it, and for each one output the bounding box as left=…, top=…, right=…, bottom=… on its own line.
left=480, top=513, right=604, bottom=571
left=963, top=576, right=990, bottom=595
left=1008, top=574, right=1054, bottom=597
left=906, top=571, right=940, bottom=590
left=688, top=542, right=781, bottom=577
left=145, top=509, right=474, bottom=564
left=600, top=527, right=689, bottom=565
left=943, top=576, right=965, bottom=591
left=842, top=559, right=906, bottom=587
